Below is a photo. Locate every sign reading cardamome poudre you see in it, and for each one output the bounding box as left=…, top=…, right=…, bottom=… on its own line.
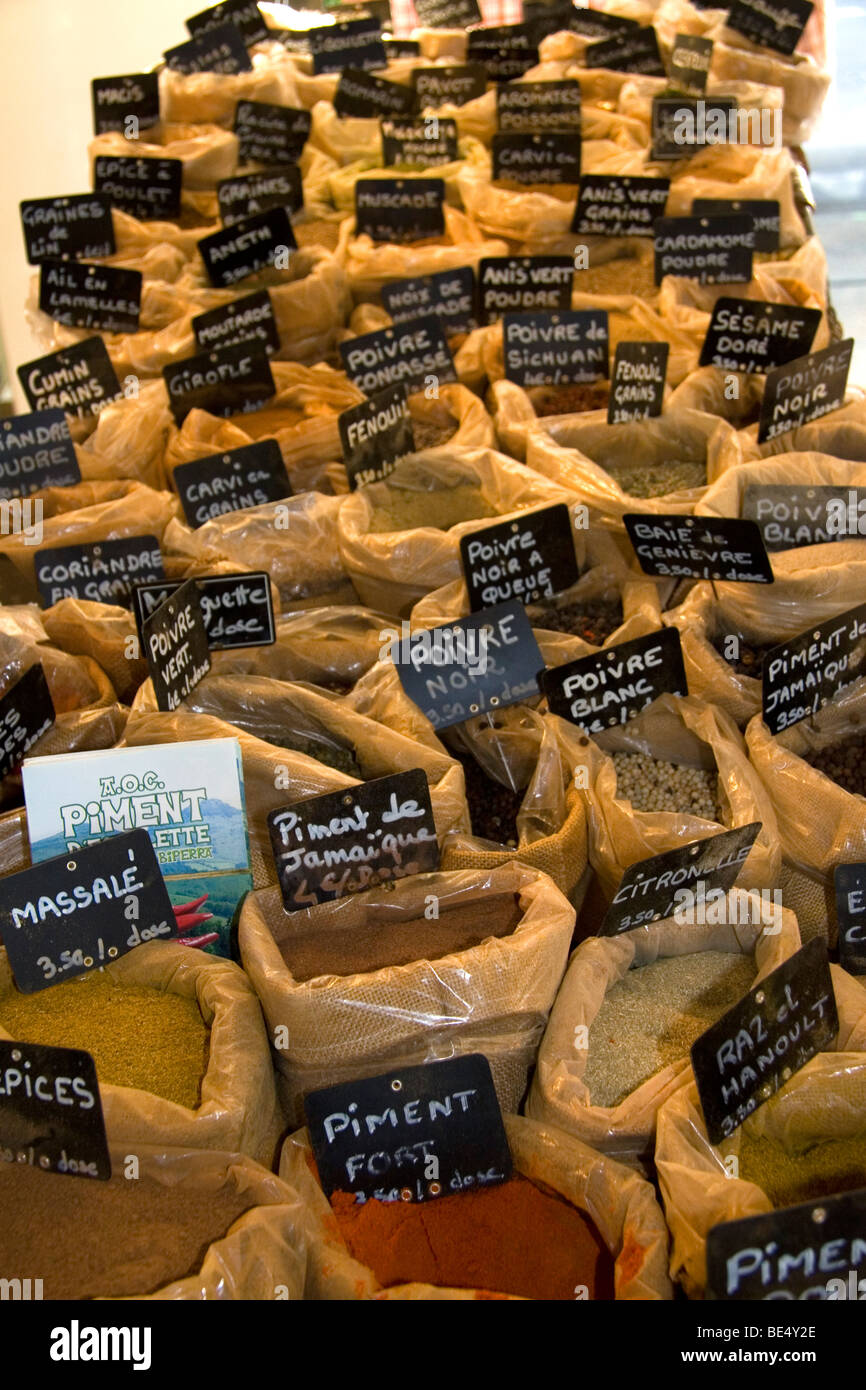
left=91, top=73, right=160, bottom=135
left=192, top=289, right=280, bottom=357
left=459, top=504, right=579, bottom=611
left=163, top=341, right=276, bottom=425
left=741, top=484, right=866, bottom=551
left=654, top=214, right=753, bottom=284
left=691, top=938, right=838, bottom=1145
left=20, top=194, right=115, bottom=266
left=307, top=18, right=386, bottom=74
left=186, top=0, right=269, bottom=47
left=699, top=298, right=821, bottom=375
left=339, top=383, right=415, bottom=489
left=598, top=822, right=763, bottom=937
left=692, top=198, right=780, bottom=253
left=410, top=65, right=487, bottom=107
left=834, top=863, right=866, bottom=977
left=34, top=535, right=165, bottom=608
left=761, top=602, right=866, bottom=735
left=0, top=409, right=80, bottom=500
left=757, top=339, right=854, bottom=444
left=305, top=1054, right=511, bottom=1204
left=390, top=601, right=544, bottom=731
left=217, top=168, right=303, bottom=226
left=726, top=0, right=813, bottom=55
left=335, top=68, right=418, bottom=119
left=0, top=665, right=56, bottom=780
left=268, top=768, right=440, bottom=912
left=18, top=338, right=123, bottom=420
left=142, top=578, right=212, bottom=712
left=585, top=25, right=665, bottom=75
left=354, top=178, right=445, bottom=244
left=381, top=267, right=476, bottom=335
left=492, top=132, right=581, bottom=185
left=608, top=341, right=668, bottom=423
left=93, top=154, right=183, bottom=222
left=38, top=261, right=142, bottom=334
left=0, top=829, right=176, bottom=994
left=496, top=80, right=581, bottom=133
left=624, top=514, right=774, bottom=583
left=172, top=439, right=291, bottom=527
left=478, top=256, right=574, bottom=324
left=133, top=572, right=275, bottom=650
left=381, top=119, right=459, bottom=168
left=540, top=627, right=688, bottom=734
left=164, top=22, right=253, bottom=74
left=572, top=174, right=669, bottom=238
left=503, top=310, right=609, bottom=386
left=0, top=1040, right=111, bottom=1181
left=339, top=316, right=456, bottom=396
left=668, top=33, right=714, bottom=93
left=232, top=101, right=310, bottom=166
left=197, top=206, right=296, bottom=287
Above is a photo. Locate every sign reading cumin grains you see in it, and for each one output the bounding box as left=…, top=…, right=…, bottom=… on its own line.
left=503, top=310, right=609, bottom=386
left=540, top=627, right=688, bottom=735
left=0, top=408, right=80, bottom=500
left=0, top=829, right=176, bottom=993
left=381, top=267, right=476, bottom=336
left=164, top=22, right=253, bottom=74
left=834, top=863, right=866, bottom=977
left=608, top=341, right=668, bottom=423
left=93, top=154, right=183, bottom=222
left=34, top=535, right=165, bottom=609
left=585, top=25, right=665, bottom=76
left=699, top=299, right=821, bottom=375
left=335, top=68, right=418, bottom=120
left=761, top=602, right=866, bottom=735
left=492, top=132, right=581, bottom=185
left=307, top=17, right=386, bottom=74
left=654, top=214, right=753, bottom=285
left=0, top=665, right=55, bottom=780
left=38, top=260, right=142, bottom=335
left=268, top=769, right=440, bottom=912
left=172, top=439, right=291, bottom=527
left=496, top=80, right=581, bottom=133
left=692, top=197, right=781, bottom=253
left=0, top=1039, right=111, bottom=1181
left=757, top=339, right=854, bottom=444
left=478, top=256, right=574, bottom=325
left=410, top=66, right=487, bottom=108
left=381, top=119, right=459, bottom=168
left=142, top=578, right=212, bottom=712
left=192, top=289, right=280, bottom=357
left=305, top=1054, right=511, bottom=1203
left=163, top=341, right=276, bottom=425
left=132, top=572, right=276, bottom=650
left=624, top=514, right=774, bottom=584
left=186, top=0, right=270, bottom=47
left=726, top=0, right=813, bottom=55
left=460, top=504, right=579, bottom=611
left=572, top=174, right=669, bottom=238
left=20, top=193, right=115, bottom=265
left=197, top=206, right=296, bottom=288
left=354, top=178, right=445, bottom=244
left=18, top=338, right=123, bottom=420
left=232, top=101, right=311, bottom=167
left=598, top=822, right=763, bottom=936
left=691, top=938, right=838, bottom=1144
left=339, top=316, right=456, bottom=396
left=339, top=382, right=415, bottom=489
left=91, top=73, right=160, bottom=136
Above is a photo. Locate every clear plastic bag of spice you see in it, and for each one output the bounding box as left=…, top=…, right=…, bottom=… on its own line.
left=279, top=1113, right=672, bottom=1300
left=719, top=393, right=866, bottom=469
left=159, top=53, right=301, bottom=126
left=667, top=366, right=766, bottom=430
left=88, top=123, right=239, bottom=195
left=343, top=204, right=508, bottom=304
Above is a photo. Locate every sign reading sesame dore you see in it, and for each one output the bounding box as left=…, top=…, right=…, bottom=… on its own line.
left=835, top=863, right=866, bottom=977
left=164, top=21, right=253, bottom=74
left=742, top=483, right=866, bottom=552
left=382, top=267, right=476, bottom=336
left=339, top=382, right=416, bottom=489
left=339, top=315, right=456, bottom=396
left=459, top=503, right=580, bottom=611
left=572, top=174, right=669, bottom=238
left=410, top=65, right=487, bottom=108
left=478, top=256, right=574, bottom=325
left=0, top=408, right=80, bottom=500
left=305, top=1054, right=511, bottom=1203
left=757, top=338, right=854, bottom=444
left=354, top=178, right=445, bottom=245
left=18, top=338, right=123, bottom=421
left=706, top=1189, right=866, bottom=1302
left=91, top=73, right=160, bottom=136
left=38, top=260, right=142, bottom=335
left=699, top=298, right=821, bottom=375
left=540, top=626, right=688, bottom=735
left=608, top=341, right=668, bottom=423
left=172, top=439, right=291, bottom=527
left=192, top=289, right=280, bottom=357
left=197, top=206, right=296, bottom=288
left=307, top=17, right=386, bottom=74
left=0, top=829, right=176, bottom=994
left=268, top=768, right=440, bottom=911
left=761, top=602, right=866, bottom=735
left=217, top=168, right=303, bottom=226
left=0, top=665, right=55, bottom=780
left=34, top=535, right=165, bottom=608
left=163, top=340, right=276, bottom=425
left=232, top=101, right=310, bottom=167
left=133, top=572, right=276, bottom=650
left=691, top=937, right=838, bottom=1145
left=0, top=1039, right=111, bottom=1182
left=654, top=214, right=753, bottom=284
left=20, top=193, right=115, bottom=265
left=390, top=600, right=545, bottom=732
left=93, top=154, right=183, bottom=222
left=624, top=514, right=774, bottom=584
left=142, top=577, right=212, bottom=713
left=598, top=822, right=763, bottom=936
left=692, top=197, right=780, bottom=253
left=503, top=310, right=609, bottom=386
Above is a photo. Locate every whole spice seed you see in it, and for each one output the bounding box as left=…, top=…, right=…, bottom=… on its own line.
left=330, top=1172, right=615, bottom=1300
left=528, top=381, right=611, bottom=417
left=574, top=258, right=657, bottom=300
left=737, top=1130, right=866, bottom=1207
left=612, top=750, right=722, bottom=820
left=602, top=459, right=707, bottom=499
left=0, top=973, right=210, bottom=1111
left=530, top=596, right=623, bottom=644
left=408, top=401, right=459, bottom=450
left=456, top=751, right=525, bottom=847
left=584, top=951, right=757, bottom=1108
left=367, top=485, right=497, bottom=535
left=802, top=733, right=866, bottom=797
left=713, top=632, right=775, bottom=678
left=0, top=1162, right=253, bottom=1299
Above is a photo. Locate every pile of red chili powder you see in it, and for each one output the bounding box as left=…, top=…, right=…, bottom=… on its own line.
left=331, top=1173, right=615, bottom=1299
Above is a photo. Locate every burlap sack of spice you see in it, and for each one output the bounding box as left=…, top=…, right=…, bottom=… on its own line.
left=159, top=52, right=300, bottom=126
left=523, top=407, right=733, bottom=530
left=616, top=72, right=786, bottom=151
left=0, top=942, right=281, bottom=1164
left=717, top=393, right=866, bottom=467
left=89, top=123, right=239, bottom=192
left=335, top=447, right=581, bottom=616
left=695, top=453, right=866, bottom=642
left=414, top=28, right=468, bottom=61
left=426, top=81, right=647, bottom=154
left=656, top=1048, right=866, bottom=1298
left=239, top=863, right=574, bottom=1124
left=745, top=681, right=866, bottom=946
left=207, top=606, right=387, bottom=689
left=657, top=145, right=808, bottom=249
left=73, top=379, right=174, bottom=490
left=556, top=693, right=780, bottom=907
left=527, top=893, right=801, bottom=1162
left=279, top=1113, right=672, bottom=1300
left=487, top=367, right=667, bottom=463
left=666, top=365, right=766, bottom=429
left=162, top=491, right=356, bottom=608
left=343, top=204, right=509, bottom=304
left=662, top=582, right=765, bottom=728
left=0, top=607, right=115, bottom=713
left=40, top=597, right=147, bottom=703
left=329, top=153, right=473, bottom=218
left=122, top=687, right=468, bottom=889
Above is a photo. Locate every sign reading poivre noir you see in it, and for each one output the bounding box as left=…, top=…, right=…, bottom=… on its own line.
left=757, top=339, right=854, bottom=444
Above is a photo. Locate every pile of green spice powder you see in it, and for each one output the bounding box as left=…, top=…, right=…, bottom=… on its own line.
left=737, top=1130, right=866, bottom=1207
left=583, top=952, right=757, bottom=1108
left=0, top=972, right=210, bottom=1109
left=367, top=485, right=497, bottom=534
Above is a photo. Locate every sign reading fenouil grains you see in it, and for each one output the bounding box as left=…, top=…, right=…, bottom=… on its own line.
left=22, top=738, right=252, bottom=958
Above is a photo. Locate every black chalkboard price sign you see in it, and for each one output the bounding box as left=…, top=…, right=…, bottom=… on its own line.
left=497, top=80, right=582, bottom=133
left=699, top=298, right=821, bottom=375
left=503, top=310, right=609, bottom=386
left=192, top=288, right=280, bottom=357
left=165, top=22, right=253, bottom=74
left=567, top=9, right=639, bottom=37
left=761, top=602, right=866, bottom=735
left=172, top=439, right=290, bottom=527
left=307, top=17, right=386, bottom=74
left=233, top=101, right=311, bottom=167
left=650, top=95, right=738, bottom=160
left=304, top=1054, right=511, bottom=1204
left=692, top=197, right=780, bottom=253
left=93, top=154, right=183, bottom=222
left=608, top=341, right=668, bottom=423
left=217, top=168, right=303, bottom=226
left=706, top=1188, right=866, bottom=1302
left=268, top=768, right=440, bottom=911
left=197, top=206, right=296, bottom=288
left=726, top=0, right=813, bottom=55
left=572, top=174, right=669, bottom=238
left=91, top=73, right=160, bottom=136
left=467, top=42, right=539, bottom=82
left=758, top=338, right=854, bottom=445
left=0, top=409, right=80, bottom=500
left=492, top=132, right=581, bottom=185
left=0, top=665, right=55, bottom=780
left=835, top=863, right=866, bottom=977
left=742, top=483, right=866, bottom=552
left=339, top=315, right=456, bottom=396
left=133, top=571, right=276, bottom=650
left=335, top=68, right=418, bottom=120
left=20, top=193, right=115, bottom=265
left=691, top=937, right=838, bottom=1145
left=624, top=514, right=775, bottom=584
left=460, top=503, right=579, bottom=611
left=0, top=829, right=176, bottom=994
left=339, top=382, right=415, bottom=489
left=382, top=267, right=476, bottom=336
left=186, top=0, right=269, bottom=47
left=540, top=626, right=688, bottom=735
left=668, top=33, right=713, bottom=94
left=585, top=24, right=665, bottom=75
left=381, top=119, right=459, bottom=168
left=34, top=535, right=165, bottom=608
left=654, top=214, right=753, bottom=285
left=411, top=65, right=487, bottom=108
left=38, top=260, right=142, bottom=335
left=0, top=1040, right=110, bottom=1182
left=18, top=337, right=124, bottom=421
left=163, top=341, right=276, bottom=426
left=478, top=256, right=574, bottom=325
left=142, top=578, right=212, bottom=712
left=598, top=822, right=762, bottom=937
left=354, top=178, right=445, bottom=245
left=390, top=601, right=544, bottom=732
left=413, top=0, right=482, bottom=27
